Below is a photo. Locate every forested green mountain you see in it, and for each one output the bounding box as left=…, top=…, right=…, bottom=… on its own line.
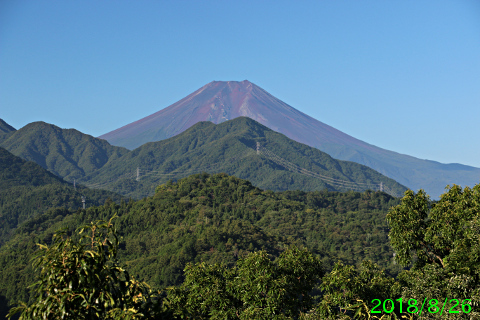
left=81, top=117, right=407, bottom=199
left=0, top=121, right=129, bottom=181
left=1, top=118, right=407, bottom=200
left=0, top=172, right=402, bottom=317
left=0, top=147, right=123, bottom=246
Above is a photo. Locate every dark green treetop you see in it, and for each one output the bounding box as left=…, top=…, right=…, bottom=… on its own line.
left=387, top=184, right=480, bottom=319
left=166, top=246, right=323, bottom=320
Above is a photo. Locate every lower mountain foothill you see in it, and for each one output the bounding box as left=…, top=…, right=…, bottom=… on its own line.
left=79, top=117, right=408, bottom=199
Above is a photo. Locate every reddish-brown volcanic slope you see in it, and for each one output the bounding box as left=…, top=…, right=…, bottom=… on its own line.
left=99, top=80, right=480, bottom=199
left=100, top=80, right=372, bottom=152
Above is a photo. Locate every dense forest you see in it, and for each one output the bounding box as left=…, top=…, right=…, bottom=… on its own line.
left=0, top=172, right=403, bottom=317
left=1, top=171, right=478, bottom=319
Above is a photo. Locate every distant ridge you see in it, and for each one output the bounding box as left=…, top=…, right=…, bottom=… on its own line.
left=87, top=117, right=407, bottom=199
left=0, top=121, right=129, bottom=181
left=99, top=81, right=480, bottom=198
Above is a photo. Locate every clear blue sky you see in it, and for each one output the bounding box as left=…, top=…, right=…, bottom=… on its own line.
left=1, top=1, right=479, bottom=167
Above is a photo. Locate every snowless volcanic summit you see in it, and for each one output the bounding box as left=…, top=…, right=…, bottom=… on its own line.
left=99, top=80, right=480, bottom=199
left=99, top=80, right=358, bottom=150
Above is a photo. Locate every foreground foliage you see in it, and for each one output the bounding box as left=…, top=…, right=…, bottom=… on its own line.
left=167, top=246, right=322, bottom=319
left=315, top=260, right=402, bottom=319
left=8, top=217, right=160, bottom=320
left=387, top=183, right=480, bottom=319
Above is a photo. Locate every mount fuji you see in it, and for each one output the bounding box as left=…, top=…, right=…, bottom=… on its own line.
left=99, top=80, right=480, bottom=198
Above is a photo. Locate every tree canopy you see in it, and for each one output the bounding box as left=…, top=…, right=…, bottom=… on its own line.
left=3, top=176, right=480, bottom=319
left=8, top=216, right=160, bottom=320
left=387, top=184, right=480, bottom=319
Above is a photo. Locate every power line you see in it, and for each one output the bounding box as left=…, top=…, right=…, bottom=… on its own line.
left=258, top=144, right=403, bottom=197
left=76, top=144, right=403, bottom=198
left=78, top=154, right=246, bottom=191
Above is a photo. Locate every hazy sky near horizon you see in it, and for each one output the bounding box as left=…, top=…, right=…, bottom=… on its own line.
left=1, top=1, right=479, bottom=167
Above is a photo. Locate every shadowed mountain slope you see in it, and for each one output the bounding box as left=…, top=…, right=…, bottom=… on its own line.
left=0, top=147, right=123, bottom=246
left=99, top=80, right=480, bottom=198
left=85, top=117, right=406, bottom=199
left=0, top=119, right=15, bottom=134
left=0, top=119, right=16, bottom=144
left=0, top=146, right=62, bottom=189
left=0, top=121, right=129, bottom=182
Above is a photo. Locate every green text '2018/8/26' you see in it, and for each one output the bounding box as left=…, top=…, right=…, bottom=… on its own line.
left=371, top=298, right=472, bottom=316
